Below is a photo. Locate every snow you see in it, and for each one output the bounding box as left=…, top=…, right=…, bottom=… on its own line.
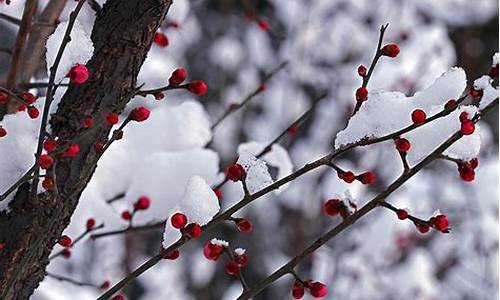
left=234, top=248, right=246, bottom=256
left=209, top=36, right=245, bottom=71
left=474, top=75, right=499, bottom=110
left=236, top=151, right=273, bottom=194
left=211, top=238, right=229, bottom=248
left=46, top=20, right=94, bottom=83
left=335, top=68, right=481, bottom=164
left=493, top=52, right=499, bottom=65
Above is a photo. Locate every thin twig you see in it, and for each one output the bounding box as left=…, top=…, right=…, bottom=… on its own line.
left=46, top=272, right=101, bottom=289
left=0, top=13, right=22, bottom=26
left=49, top=223, right=104, bottom=260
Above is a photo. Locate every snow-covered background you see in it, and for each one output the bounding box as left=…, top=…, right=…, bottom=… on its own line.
left=0, top=0, right=498, bottom=299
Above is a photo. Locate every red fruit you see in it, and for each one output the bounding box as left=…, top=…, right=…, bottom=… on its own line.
left=17, top=104, right=27, bottom=111
left=153, top=92, right=164, bottom=100
left=169, top=68, right=187, bottom=86
left=38, top=154, right=54, bottom=169
left=134, top=196, right=150, bottom=210
left=213, top=188, right=223, bottom=199
left=100, top=281, right=110, bottom=289
left=94, top=141, right=105, bottom=152
left=458, top=165, right=475, bottom=182
left=185, top=223, right=202, bottom=238
left=121, top=210, right=132, bottom=221
left=58, top=235, right=72, bottom=247
left=444, top=99, right=458, bottom=110
left=61, top=249, right=71, bottom=259
left=226, top=163, right=246, bottom=182
left=42, top=177, right=53, bottom=190
left=323, top=199, right=348, bottom=219
left=489, top=64, right=499, bottom=78
left=469, top=158, right=479, bottom=169
left=0, top=243, right=6, bottom=250
left=83, top=116, right=94, bottom=128
left=43, top=138, right=58, bottom=152
left=203, top=242, right=225, bottom=261
left=380, top=43, right=400, bottom=57
left=396, top=209, right=408, bottom=220
left=469, top=86, right=483, bottom=100
left=111, top=296, right=125, bottom=300
left=236, top=218, right=253, bottom=233
left=0, top=92, right=8, bottom=105
left=69, top=64, right=89, bottom=84
left=153, top=32, right=169, bottom=47
left=130, top=107, right=150, bottom=122
left=394, top=137, right=411, bottom=153
left=292, top=280, right=305, bottom=299
left=459, top=111, right=469, bottom=123
left=258, top=83, right=266, bottom=93
left=309, top=281, right=327, bottom=298
left=258, top=20, right=269, bottom=32
left=63, top=143, right=80, bottom=157
left=171, top=212, right=187, bottom=229
left=0, top=127, right=6, bottom=138
left=416, top=223, right=430, bottom=234
left=287, top=125, right=299, bottom=136
left=27, top=106, right=39, bottom=119
left=86, top=218, right=96, bottom=230
left=338, top=171, right=355, bottom=183
left=356, top=171, right=377, bottom=185
left=166, top=21, right=180, bottom=29
left=21, top=92, right=36, bottom=104
left=355, top=87, right=368, bottom=101
left=224, top=260, right=240, bottom=276
left=163, top=249, right=180, bottom=260
left=106, top=112, right=119, bottom=125
left=430, top=215, right=449, bottom=232
left=460, top=121, right=475, bottom=135
left=357, top=65, right=367, bottom=77
left=411, top=109, right=426, bottom=125
left=234, top=253, right=248, bottom=267
left=188, top=80, right=208, bottom=96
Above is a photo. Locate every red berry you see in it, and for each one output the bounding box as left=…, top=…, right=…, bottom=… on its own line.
left=430, top=215, right=449, bottom=232
left=224, top=260, right=240, bottom=276
left=153, top=92, right=164, bottom=100
left=0, top=243, right=5, bottom=251
left=21, top=92, right=36, bottom=104
left=458, top=165, right=475, bottom=182
left=163, top=249, right=180, bottom=260
left=63, top=143, right=80, bottom=157
left=130, top=107, right=150, bottom=122
left=100, top=281, right=110, bottom=289
left=235, top=218, right=253, bottom=233
left=169, top=68, right=187, bottom=86
left=106, top=112, right=119, bottom=125
left=394, top=137, right=411, bottom=153
left=0, top=127, right=6, bottom=138
left=444, top=99, right=458, bottom=110
left=257, top=20, right=269, bottom=32
left=292, top=280, right=305, bottom=299
left=234, top=253, right=248, bottom=267
left=396, top=209, right=408, bottom=220
left=83, top=116, right=94, bottom=128
left=338, top=171, right=355, bottom=183
left=380, top=43, right=400, bottom=57
left=489, top=64, right=499, bottom=78
left=43, top=138, right=58, bottom=152
left=203, top=241, right=225, bottom=261
left=355, top=87, right=368, bottom=101
left=309, top=281, right=327, bottom=298
left=17, top=104, right=27, bottom=111
left=58, top=235, right=72, bottom=247
left=469, top=86, right=483, bottom=100
left=226, top=163, right=246, bottom=182
left=166, top=21, right=179, bottom=29
left=61, top=248, right=71, bottom=259
left=134, top=196, right=150, bottom=210
left=171, top=212, right=187, bottom=229
left=469, top=158, right=479, bottom=169
left=188, top=80, right=208, bottom=96
left=357, top=171, right=376, bottom=185
left=287, top=125, right=299, bottom=136
left=411, top=109, right=426, bottom=125
left=94, top=141, right=105, bottom=152
left=121, top=210, right=132, bottom=221
left=213, top=188, right=223, bottom=200
left=69, top=64, right=89, bottom=84
left=460, top=121, right=475, bottom=135
left=42, top=177, right=53, bottom=190
left=27, top=107, right=39, bottom=119
left=323, top=199, right=348, bottom=219
left=153, top=32, right=169, bottom=47
left=185, top=223, right=202, bottom=238
left=258, top=83, right=266, bottom=93
left=416, top=223, right=430, bottom=234
left=459, top=111, right=469, bottom=123
left=111, top=296, right=125, bottom=300
left=86, top=218, right=96, bottom=230
left=0, top=92, right=8, bottom=105
left=38, top=154, right=54, bottom=169
left=357, top=65, right=367, bottom=77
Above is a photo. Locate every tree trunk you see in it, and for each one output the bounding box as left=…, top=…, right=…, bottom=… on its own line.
left=0, top=0, right=172, bottom=298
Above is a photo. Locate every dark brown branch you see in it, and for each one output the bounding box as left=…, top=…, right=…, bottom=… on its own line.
left=0, top=13, right=21, bottom=26
left=45, top=272, right=100, bottom=289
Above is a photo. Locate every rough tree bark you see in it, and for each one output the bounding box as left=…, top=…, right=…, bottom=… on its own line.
left=0, top=0, right=172, bottom=298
